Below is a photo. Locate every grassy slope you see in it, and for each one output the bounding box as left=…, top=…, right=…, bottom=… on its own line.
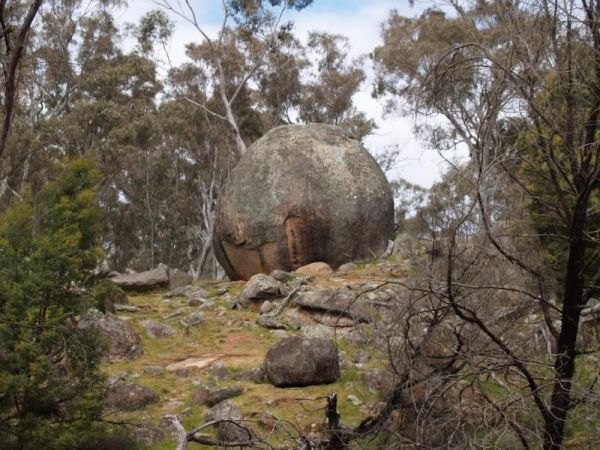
left=104, top=266, right=391, bottom=449
left=103, top=260, right=600, bottom=449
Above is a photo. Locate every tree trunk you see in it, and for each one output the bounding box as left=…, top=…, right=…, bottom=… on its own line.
left=543, top=200, right=588, bottom=449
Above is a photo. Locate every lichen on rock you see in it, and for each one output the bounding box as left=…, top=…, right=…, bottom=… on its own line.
left=214, top=124, right=394, bottom=281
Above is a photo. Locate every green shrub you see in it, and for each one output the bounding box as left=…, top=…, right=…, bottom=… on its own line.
left=0, top=158, right=108, bottom=449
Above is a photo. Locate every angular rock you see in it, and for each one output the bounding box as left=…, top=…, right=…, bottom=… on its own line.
left=269, top=269, right=296, bottom=283
left=143, top=365, right=165, bottom=376
left=188, top=298, right=204, bottom=307
left=260, top=300, right=274, bottom=314
left=141, top=320, right=176, bottom=338
left=191, top=386, right=210, bottom=405
left=164, top=285, right=203, bottom=298
left=295, top=262, right=333, bottom=275
left=205, top=401, right=250, bottom=444
left=200, top=300, right=216, bottom=310
left=181, top=312, right=206, bottom=327
left=265, top=336, right=339, bottom=387
left=337, top=262, right=358, bottom=273
left=111, top=263, right=169, bottom=291
left=166, top=356, right=219, bottom=372
left=114, top=304, right=141, bottom=313
left=361, top=369, right=396, bottom=395
left=239, top=274, right=281, bottom=300
left=301, top=324, right=336, bottom=339
left=256, top=315, right=287, bottom=330
left=104, top=382, right=160, bottom=411
left=234, top=366, right=265, bottom=383
left=130, top=423, right=165, bottom=447
left=311, top=312, right=356, bottom=328
left=294, top=288, right=372, bottom=322
left=169, top=268, right=193, bottom=289
left=206, top=386, right=244, bottom=406
left=210, top=362, right=230, bottom=380
left=213, top=124, right=394, bottom=281
left=270, top=330, right=290, bottom=338
left=78, top=311, right=143, bottom=363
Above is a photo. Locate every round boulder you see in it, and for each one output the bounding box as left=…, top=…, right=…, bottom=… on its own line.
left=214, top=124, right=394, bottom=281
left=265, top=336, right=339, bottom=387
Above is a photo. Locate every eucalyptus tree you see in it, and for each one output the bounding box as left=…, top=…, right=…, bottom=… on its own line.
left=372, top=1, right=600, bottom=448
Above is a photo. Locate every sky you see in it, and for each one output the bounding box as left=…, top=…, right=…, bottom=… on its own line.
left=118, top=0, right=459, bottom=188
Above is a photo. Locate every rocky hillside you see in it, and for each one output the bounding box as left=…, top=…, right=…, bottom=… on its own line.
left=91, top=259, right=408, bottom=449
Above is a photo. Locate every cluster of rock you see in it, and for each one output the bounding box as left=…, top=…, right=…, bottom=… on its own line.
left=80, top=257, right=406, bottom=448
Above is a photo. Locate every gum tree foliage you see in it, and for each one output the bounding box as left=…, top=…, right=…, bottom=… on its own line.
left=0, top=0, right=375, bottom=276
left=371, top=1, right=600, bottom=448
left=0, top=158, right=106, bottom=449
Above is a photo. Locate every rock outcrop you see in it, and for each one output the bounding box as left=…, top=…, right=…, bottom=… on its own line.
left=293, top=288, right=372, bottom=323
left=214, top=124, right=394, bottom=280
left=111, top=263, right=169, bottom=291
left=264, top=336, right=339, bottom=387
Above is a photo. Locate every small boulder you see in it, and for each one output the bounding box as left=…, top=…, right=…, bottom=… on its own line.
left=142, top=320, right=176, bottom=338
left=130, top=423, right=165, bottom=447
left=260, top=300, right=274, bottom=314
left=169, top=268, right=193, bottom=289
left=361, top=369, right=396, bottom=395
left=210, top=362, right=230, bottom=380
left=265, top=336, right=339, bottom=387
left=234, top=366, right=265, bottom=383
left=269, top=269, right=296, bottom=283
left=294, top=262, right=333, bottom=276
left=78, top=311, right=143, bottom=363
left=205, top=401, right=251, bottom=444
left=257, top=315, right=287, bottom=330
left=181, top=312, right=206, bottom=327
left=143, top=366, right=165, bottom=376
left=112, top=263, right=169, bottom=291
left=188, top=298, right=204, bottom=307
left=200, top=300, right=216, bottom=310
left=294, top=288, right=372, bottom=323
left=239, top=274, right=281, bottom=300
left=191, top=386, right=210, bottom=405
left=104, top=382, right=160, bottom=411
left=337, top=262, right=358, bottom=273
left=206, top=386, right=244, bottom=406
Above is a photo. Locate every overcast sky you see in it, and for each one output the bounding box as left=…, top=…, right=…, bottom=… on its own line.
left=118, top=0, right=460, bottom=188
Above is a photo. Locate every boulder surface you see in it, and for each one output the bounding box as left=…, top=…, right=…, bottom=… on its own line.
left=264, top=336, right=339, bottom=387
left=78, top=311, right=143, bottom=362
left=104, top=382, right=160, bottom=411
left=111, top=263, right=169, bottom=291
left=214, top=124, right=394, bottom=280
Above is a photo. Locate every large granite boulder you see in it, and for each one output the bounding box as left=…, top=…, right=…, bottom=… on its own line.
left=214, top=124, right=394, bottom=280
left=264, top=336, right=339, bottom=387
